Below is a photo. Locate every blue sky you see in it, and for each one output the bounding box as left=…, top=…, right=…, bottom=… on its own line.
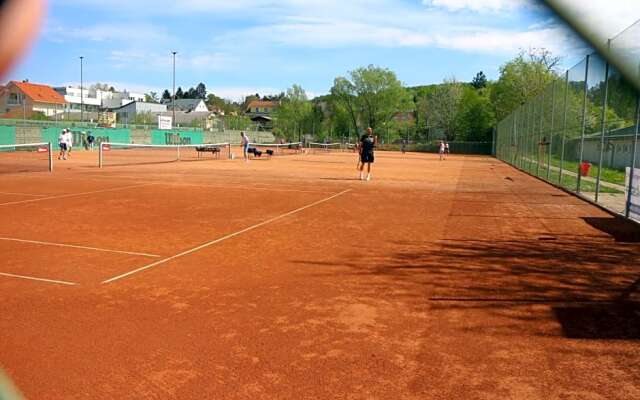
left=8, top=0, right=640, bottom=101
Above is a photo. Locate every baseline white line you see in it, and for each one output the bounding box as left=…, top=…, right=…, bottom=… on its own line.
left=0, top=237, right=161, bottom=258
left=0, top=183, right=156, bottom=207
left=159, top=182, right=334, bottom=194
left=102, top=188, right=352, bottom=284
left=0, top=272, right=77, bottom=286
left=0, top=191, right=49, bottom=197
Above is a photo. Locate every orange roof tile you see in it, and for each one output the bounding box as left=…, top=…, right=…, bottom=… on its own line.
left=246, top=100, right=279, bottom=109
left=11, top=81, right=66, bottom=105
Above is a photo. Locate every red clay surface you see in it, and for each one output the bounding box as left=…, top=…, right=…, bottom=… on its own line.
left=1, top=147, right=639, bottom=399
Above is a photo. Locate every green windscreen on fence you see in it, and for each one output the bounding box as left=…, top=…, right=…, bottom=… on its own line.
left=42, top=127, right=131, bottom=149
left=151, top=130, right=203, bottom=145
left=0, top=126, right=17, bottom=146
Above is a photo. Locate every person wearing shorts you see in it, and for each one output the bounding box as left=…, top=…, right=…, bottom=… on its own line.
left=65, top=129, right=73, bottom=158
left=445, top=142, right=450, bottom=157
left=58, top=129, right=68, bottom=160
left=439, top=141, right=446, bottom=161
left=358, top=127, right=377, bottom=181
left=240, top=131, right=250, bottom=162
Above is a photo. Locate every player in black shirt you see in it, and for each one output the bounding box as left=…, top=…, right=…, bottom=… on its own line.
left=358, top=127, right=377, bottom=181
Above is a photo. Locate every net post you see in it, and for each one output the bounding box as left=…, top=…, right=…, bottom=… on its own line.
left=99, top=142, right=103, bottom=168
left=177, top=145, right=181, bottom=161
left=227, top=143, right=231, bottom=159
left=48, top=142, right=53, bottom=172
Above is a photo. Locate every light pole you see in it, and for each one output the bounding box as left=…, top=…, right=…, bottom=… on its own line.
left=172, top=51, right=177, bottom=126
left=79, top=56, right=84, bottom=123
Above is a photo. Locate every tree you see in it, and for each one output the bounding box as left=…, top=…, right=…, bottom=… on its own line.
left=144, top=92, right=159, bottom=103
left=424, top=78, right=464, bottom=141
left=196, top=83, right=207, bottom=100
left=456, top=87, right=496, bottom=142
left=175, top=87, right=184, bottom=99
left=162, top=90, right=171, bottom=101
left=275, top=84, right=312, bottom=141
left=491, top=49, right=559, bottom=120
left=350, top=65, right=412, bottom=132
left=471, top=71, right=487, bottom=90
left=330, top=77, right=359, bottom=136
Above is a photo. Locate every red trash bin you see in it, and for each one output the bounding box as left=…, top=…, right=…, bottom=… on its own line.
left=580, top=162, right=591, bottom=177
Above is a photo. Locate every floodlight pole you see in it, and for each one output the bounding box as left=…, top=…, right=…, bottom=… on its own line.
left=172, top=51, right=177, bottom=125
left=80, top=56, right=84, bottom=123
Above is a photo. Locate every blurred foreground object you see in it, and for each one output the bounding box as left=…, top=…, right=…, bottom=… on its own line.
left=545, top=0, right=640, bottom=92
left=0, top=0, right=45, bottom=78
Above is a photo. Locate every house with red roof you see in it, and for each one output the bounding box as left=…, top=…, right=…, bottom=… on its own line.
left=244, top=100, right=279, bottom=129
left=0, top=81, right=66, bottom=119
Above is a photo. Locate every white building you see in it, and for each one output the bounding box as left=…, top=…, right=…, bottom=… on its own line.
left=54, top=86, right=146, bottom=112
left=115, top=101, right=167, bottom=124
left=165, top=99, right=209, bottom=113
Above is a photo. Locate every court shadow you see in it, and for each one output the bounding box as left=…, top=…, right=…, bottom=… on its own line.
left=553, top=302, right=640, bottom=339
left=583, top=216, right=640, bottom=242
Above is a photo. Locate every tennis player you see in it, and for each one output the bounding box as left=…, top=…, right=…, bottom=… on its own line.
left=358, top=127, right=377, bottom=181
left=57, top=129, right=68, bottom=160
left=240, top=131, right=250, bottom=162
left=65, top=129, right=73, bottom=158
left=439, top=140, right=445, bottom=161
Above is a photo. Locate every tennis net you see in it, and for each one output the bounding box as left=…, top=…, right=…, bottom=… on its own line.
left=0, top=142, right=53, bottom=174
left=308, top=142, right=347, bottom=153
left=99, top=142, right=231, bottom=168
left=249, top=142, right=303, bottom=157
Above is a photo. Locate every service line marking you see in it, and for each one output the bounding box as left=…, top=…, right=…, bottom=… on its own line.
left=0, top=183, right=156, bottom=207
left=102, top=188, right=352, bottom=284
left=0, top=272, right=77, bottom=286
left=0, top=191, right=49, bottom=197
left=0, top=237, right=161, bottom=258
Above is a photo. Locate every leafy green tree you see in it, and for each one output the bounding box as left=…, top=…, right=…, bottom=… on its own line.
left=456, top=87, right=496, bottom=141
left=175, top=87, right=184, bottom=99
left=275, top=84, right=312, bottom=141
left=426, top=78, right=464, bottom=141
left=144, top=92, right=159, bottom=103
left=491, top=50, right=559, bottom=120
left=330, top=77, right=360, bottom=135
left=351, top=65, right=413, bottom=132
left=162, top=90, right=171, bottom=100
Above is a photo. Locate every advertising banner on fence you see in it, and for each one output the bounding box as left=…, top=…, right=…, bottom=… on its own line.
left=158, top=116, right=173, bottom=130
left=625, top=167, right=640, bottom=221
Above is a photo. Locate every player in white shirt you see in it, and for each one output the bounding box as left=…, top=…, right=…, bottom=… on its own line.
left=64, top=129, right=73, bottom=158
left=439, top=141, right=446, bottom=161
left=58, top=129, right=68, bottom=160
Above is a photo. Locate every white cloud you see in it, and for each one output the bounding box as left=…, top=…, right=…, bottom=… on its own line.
left=423, top=0, right=531, bottom=13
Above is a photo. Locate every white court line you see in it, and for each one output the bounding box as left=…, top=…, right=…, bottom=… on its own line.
left=0, top=191, right=49, bottom=197
left=161, top=182, right=334, bottom=194
left=0, top=183, right=156, bottom=207
left=0, top=237, right=161, bottom=258
left=0, top=272, right=77, bottom=286
left=102, top=188, right=352, bottom=284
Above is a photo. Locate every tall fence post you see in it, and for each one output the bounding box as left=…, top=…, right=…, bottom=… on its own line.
left=577, top=54, right=591, bottom=193
left=547, top=80, right=556, bottom=181
left=559, top=71, right=570, bottom=185
left=537, top=92, right=545, bottom=177
left=626, top=95, right=640, bottom=218
left=595, top=60, right=610, bottom=202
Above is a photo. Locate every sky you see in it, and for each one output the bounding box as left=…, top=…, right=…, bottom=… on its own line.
left=7, top=0, right=640, bottom=101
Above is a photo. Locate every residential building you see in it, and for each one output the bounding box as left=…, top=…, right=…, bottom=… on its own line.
left=0, top=81, right=66, bottom=118
left=245, top=100, right=279, bottom=117
left=114, top=101, right=167, bottom=124
left=164, top=99, right=209, bottom=113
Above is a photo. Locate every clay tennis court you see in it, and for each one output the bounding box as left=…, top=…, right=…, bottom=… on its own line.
left=1, top=148, right=639, bottom=399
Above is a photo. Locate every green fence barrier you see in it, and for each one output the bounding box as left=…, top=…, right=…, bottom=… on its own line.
left=0, top=126, right=16, bottom=146
left=151, top=130, right=203, bottom=145
left=42, top=127, right=131, bottom=149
